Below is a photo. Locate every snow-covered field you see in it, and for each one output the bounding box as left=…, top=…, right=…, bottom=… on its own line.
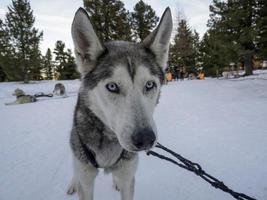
left=1, top=71, right=267, bottom=200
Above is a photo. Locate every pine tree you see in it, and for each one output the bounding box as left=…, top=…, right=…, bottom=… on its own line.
left=5, top=0, right=43, bottom=82
left=130, top=0, right=159, bottom=41
left=0, top=20, right=7, bottom=82
left=29, top=40, right=43, bottom=80
left=0, top=66, right=6, bottom=82
left=83, top=0, right=131, bottom=41
left=170, top=19, right=195, bottom=73
left=63, top=49, right=80, bottom=80
left=53, top=41, right=79, bottom=80
left=192, top=30, right=200, bottom=67
left=0, top=19, right=9, bottom=81
left=256, top=0, right=267, bottom=60
left=54, top=41, right=68, bottom=79
left=43, top=48, right=54, bottom=80
left=199, top=30, right=238, bottom=76
left=207, top=0, right=257, bottom=76
left=236, top=0, right=256, bottom=75
left=0, top=18, right=19, bottom=81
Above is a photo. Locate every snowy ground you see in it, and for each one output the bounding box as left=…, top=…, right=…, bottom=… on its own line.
left=1, top=71, right=267, bottom=200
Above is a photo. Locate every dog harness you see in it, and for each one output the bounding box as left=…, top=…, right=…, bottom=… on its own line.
left=77, top=132, right=125, bottom=168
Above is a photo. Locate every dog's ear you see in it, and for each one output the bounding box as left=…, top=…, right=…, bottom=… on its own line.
left=142, top=7, right=173, bottom=70
left=71, top=8, right=104, bottom=76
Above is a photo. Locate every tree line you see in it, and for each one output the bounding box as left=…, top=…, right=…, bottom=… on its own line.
left=0, top=0, right=80, bottom=82
left=169, top=0, right=267, bottom=78
left=1, top=0, right=267, bottom=82
left=201, top=0, right=267, bottom=76
left=0, top=0, right=159, bottom=82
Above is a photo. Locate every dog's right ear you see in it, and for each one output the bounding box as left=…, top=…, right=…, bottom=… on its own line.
left=71, top=8, right=104, bottom=76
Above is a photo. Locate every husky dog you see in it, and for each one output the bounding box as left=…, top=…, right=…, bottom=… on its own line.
left=188, top=73, right=196, bottom=80
left=5, top=88, right=36, bottom=105
left=67, top=7, right=172, bottom=200
left=53, top=83, right=66, bottom=96
left=222, top=71, right=233, bottom=79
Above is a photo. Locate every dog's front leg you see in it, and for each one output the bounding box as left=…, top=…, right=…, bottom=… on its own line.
left=71, top=156, right=98, bottom=200
left=112, top=156, right=138, bottom=200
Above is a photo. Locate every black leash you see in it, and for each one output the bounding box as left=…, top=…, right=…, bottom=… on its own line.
left=147, top=143, right=257, bottom=200
left=34, top=92, right=53, bottom=98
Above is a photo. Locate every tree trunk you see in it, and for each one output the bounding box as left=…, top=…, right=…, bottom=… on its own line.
left=244, top=52, right=253, bottom=76
left=23, top=72, right=29, bottom=83
left=23, top=61, right=29, bottom=83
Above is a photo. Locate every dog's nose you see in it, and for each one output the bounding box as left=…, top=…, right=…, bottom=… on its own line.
left=131, top=128, right=156, bottom=150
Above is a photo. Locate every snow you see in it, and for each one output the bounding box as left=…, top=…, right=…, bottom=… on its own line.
left=1, top=71, right=267, bottom=200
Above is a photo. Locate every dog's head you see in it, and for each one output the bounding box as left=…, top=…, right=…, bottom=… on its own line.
left=13, top=88, right=25, bottom=97
left=72, top=7, right=172, bottom=152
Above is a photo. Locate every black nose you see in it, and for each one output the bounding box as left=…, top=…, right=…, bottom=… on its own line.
left=131, top=128, right=156, bottom=150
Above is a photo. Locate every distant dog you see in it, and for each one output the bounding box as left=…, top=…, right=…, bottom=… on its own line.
left=188, top=73, right=196, bottom=80
left=67, top=7, right=173, bottom=200
left=222, top=71, right=234, bottom=79
left=5, top=88, right=36, bottom=105
left=53, top=83, right=66, bottom=96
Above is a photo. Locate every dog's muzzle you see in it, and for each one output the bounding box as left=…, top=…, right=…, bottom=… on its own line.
left=131, top=128, right=156, bottom=151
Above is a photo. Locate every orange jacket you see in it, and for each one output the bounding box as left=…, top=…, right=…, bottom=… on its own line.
left=198, top=72, right=205, bottom=80
left=166, top=72, right=172, bottom=81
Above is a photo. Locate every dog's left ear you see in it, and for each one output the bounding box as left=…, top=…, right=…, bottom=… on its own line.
left=142, top=7, right=173, bottom=70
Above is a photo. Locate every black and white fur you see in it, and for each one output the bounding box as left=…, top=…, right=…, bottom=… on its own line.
left=68, top=7, right=173, bottom=200
left=53, top=83, right=66, bottom=96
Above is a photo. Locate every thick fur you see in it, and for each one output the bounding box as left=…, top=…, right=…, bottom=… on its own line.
left=53, top=83, right=66, bottom=96
left=68, top=7, right=173, bottom=200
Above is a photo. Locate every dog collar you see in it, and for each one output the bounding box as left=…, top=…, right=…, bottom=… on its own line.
left=16, top=94, right=26, bottom=98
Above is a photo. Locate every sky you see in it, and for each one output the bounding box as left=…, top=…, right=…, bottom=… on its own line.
left=0, top=0, right=212, bottom=55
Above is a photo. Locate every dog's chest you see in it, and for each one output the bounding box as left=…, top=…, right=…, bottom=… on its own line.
left=94, top=142, right=123, bottom=168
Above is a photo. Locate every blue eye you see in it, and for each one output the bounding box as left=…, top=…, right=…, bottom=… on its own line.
left=106, top=82, right=120, bottom=93
left=145, top=81, right=156, bottom=91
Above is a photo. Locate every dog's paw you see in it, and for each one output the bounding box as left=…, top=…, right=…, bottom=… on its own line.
left=66, top=181, right=77, bottom=195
